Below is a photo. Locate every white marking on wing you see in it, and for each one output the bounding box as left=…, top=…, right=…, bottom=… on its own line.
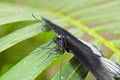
left=100, top=57, right=120, bottom=77
left=79, top=39, right=102, bottom=56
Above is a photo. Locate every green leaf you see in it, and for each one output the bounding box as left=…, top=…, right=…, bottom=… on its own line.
left=0, top=3, right=55, bottom=25
left=92, top=22, right=120, bottom=34
left=52, top=57, right=88, bottom=80
left=0, top=41, right=62, bottom=80
left=111, top=40, right=120, bottom=48
left=0, top=23, right=44, bottom=52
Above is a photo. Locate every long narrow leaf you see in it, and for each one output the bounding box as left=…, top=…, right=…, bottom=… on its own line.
left=0, top=23, right=44, bottom=52
left=0, top=41, right=62, bottom=80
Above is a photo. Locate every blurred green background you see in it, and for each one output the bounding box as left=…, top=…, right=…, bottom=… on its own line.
left=0, top=0, right=120, bottom=80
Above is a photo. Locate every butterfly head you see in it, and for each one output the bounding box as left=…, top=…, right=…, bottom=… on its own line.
left=54, top=33, right=71, bottom=53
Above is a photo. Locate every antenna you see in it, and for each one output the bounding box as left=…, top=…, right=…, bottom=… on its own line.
left=32, top=14, right=42, bottom=22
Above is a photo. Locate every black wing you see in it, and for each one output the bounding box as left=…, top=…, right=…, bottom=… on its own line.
left=42, top=17, right=65, bottom=34
left=66, top=35, right=120, bottom=79
left=42, top=17, right=76, bottom=39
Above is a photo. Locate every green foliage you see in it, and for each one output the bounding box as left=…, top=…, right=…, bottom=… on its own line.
left=0, top=0, right=120, bottom=80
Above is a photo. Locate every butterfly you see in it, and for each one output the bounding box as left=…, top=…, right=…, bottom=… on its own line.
left=41, top=17, right=120, bottom=80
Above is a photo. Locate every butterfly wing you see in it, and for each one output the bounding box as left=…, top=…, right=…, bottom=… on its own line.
left=42, top=17, right=66, bottom=34
left=100, top=57, right=120, bottom=77
left=42, top=17, right=76, bottom=39
left=66, top=36, right=120, bottom=78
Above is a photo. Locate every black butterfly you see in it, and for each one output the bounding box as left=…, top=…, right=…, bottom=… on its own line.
left=42, top=17, right=120, bottom=80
